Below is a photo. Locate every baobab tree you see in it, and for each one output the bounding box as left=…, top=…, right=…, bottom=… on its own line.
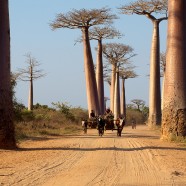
left=162, top=0, right=186, bottom=139
left=120, top=68, right=137, bottom=118
left=50, top=8, right=117, bottom=117
left=18, top=54, right=45, bottom=111
left=0, top=0, right=16, bottom=149
left=89, top=26, right=122, bottom=115
left=119, top=0, right=168, bottom=127
left=102, top=43, right=136, bottom=115
left=131, top=99, right=146, bottom=112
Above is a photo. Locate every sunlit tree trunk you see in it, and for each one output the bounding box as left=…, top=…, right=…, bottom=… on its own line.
left=120, top=78, right=126, bottom=119
left=114, top=68, right=120, bottom=120
left=162, top=0, right=186, bottom=139
left=148, top=20, right=161, bottom=127
left=28, top=71, right=33, bottom=111
left=82, top=28, right=100, bottom=116
left=0, top=0, right=16, bottom=149
left=110, top=63, right=116, bottom=113
left=96, top=40, right=104, bottom=115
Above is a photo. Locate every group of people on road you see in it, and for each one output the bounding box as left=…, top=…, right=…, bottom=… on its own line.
left=82, top=108, right=136, bottom=136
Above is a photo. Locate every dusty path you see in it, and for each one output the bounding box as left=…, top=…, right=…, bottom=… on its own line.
left=0, top=125, right=186, bottom=186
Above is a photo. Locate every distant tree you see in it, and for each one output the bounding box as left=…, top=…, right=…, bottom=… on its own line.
left=120, top=68, right=137, bottom=118
left=89, top=26, right=122, bottom=114
left=126, top=104, right=136, bottom=109
left=0, top=0, right=16, bottom=149
left=50, top=8, right=117, bottom=117
left=119, top=0, right=168, bottom=127
left=102, top=43, right=136, bottom=117
left=18, top=54, right=46, bottom=111
left=162, top=0, right=186, bottom=139
left=131, top=99, right=145, bottom=111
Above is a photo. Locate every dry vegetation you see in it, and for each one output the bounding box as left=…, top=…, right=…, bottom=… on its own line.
left=14, top=103, right=88, bottom=142
left=13, top=102, right=148, bottom=142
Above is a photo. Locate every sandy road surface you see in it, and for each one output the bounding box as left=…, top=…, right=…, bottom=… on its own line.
left=0, top=125, right=186, bottom=186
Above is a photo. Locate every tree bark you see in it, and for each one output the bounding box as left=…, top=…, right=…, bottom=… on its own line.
left=110, top=63, right=116, bottom=113
left=148, top=20, right=161, bottom=127
left=120, top=78, right=126, bottom=119
left=28, top=66, right=33, bottom=111
left=0, top=0, right=16, bottom=149
left=162, top=0, right=186, bottom=139
left=28, top=77, right=33, bottom=111
left=82, top=28, right=100, bottom=117
left=113, top=68, right=120, bottom=120
left=96, top=40, right=104, bottom=115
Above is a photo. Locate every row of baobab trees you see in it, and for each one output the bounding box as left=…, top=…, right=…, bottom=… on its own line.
left=0, top=0, right=186, bottom=149
left=50, top=0, right=167, bottom=127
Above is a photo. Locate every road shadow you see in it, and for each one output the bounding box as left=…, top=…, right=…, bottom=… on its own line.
left=17, top=145, right=186, bottom=152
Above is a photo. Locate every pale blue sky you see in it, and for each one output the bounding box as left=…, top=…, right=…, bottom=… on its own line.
left=9, top=0, right=167, bottom=109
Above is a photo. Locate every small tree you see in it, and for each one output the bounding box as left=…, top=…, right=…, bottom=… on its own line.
left=131, top=99, right=145, bottom=111
left=50, top=8, right=117, bottom=117
left=18, top=54, right=46, bottom=111
left=119, top=0, right=168, bottom=127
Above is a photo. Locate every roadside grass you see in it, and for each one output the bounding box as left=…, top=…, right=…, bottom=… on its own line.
left=14, top=106, right=86, bottom=142
left=15, top=122, right=83, bottom=142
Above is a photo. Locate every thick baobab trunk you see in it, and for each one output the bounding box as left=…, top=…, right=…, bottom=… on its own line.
left=162, top=0, right=186, bottom=139
left=113, top=68, right=120, bottom=120
left=96, top=40, right=104, bottom=115
left=110, top=63, right=116, bottom=113
left=148, top=20, right=161, bottom=127
left=120, top=78, right=126, bottom=119
left=0, top=0, right=16, bottom=149
left=28, top=77, right=33, bottom=111
left=82, top=28, right=100, bottom=116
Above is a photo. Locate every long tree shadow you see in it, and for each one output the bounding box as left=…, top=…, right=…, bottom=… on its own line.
left=17, top=146, right=186, bottom=152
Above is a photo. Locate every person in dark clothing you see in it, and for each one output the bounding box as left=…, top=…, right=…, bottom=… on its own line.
left=90, top=110, right=95, bottom=119
left=97, top=116, right=105, bottom=136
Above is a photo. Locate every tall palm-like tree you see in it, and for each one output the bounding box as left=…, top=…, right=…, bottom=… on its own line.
left=162, top=0, right=186, bottom=139
left=0, top=0, right=16, bottom=149
left=119, top=68, right=137, bottom=119
left=18, top=54, right=46, bottom=111
left=50, top=8, right=116, bottom=116
left=102, top=43, right=136, bottom=114
left=119, top=0, right=168, bottom=127
left=89, top=26, right=122, bottom=114
left=113, top=67, right=121, bottom=120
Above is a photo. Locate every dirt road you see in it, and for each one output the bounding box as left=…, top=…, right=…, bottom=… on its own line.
left=0, top=125, right=186, bottom=186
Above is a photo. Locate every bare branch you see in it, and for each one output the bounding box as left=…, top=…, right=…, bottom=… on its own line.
left=102, top=43, right=136, bottom=66
left=17, top=54, right=46, bottom=81
left=119, top=0, right=168, bottom=21
left=50, top=8, right=118, bottom=30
